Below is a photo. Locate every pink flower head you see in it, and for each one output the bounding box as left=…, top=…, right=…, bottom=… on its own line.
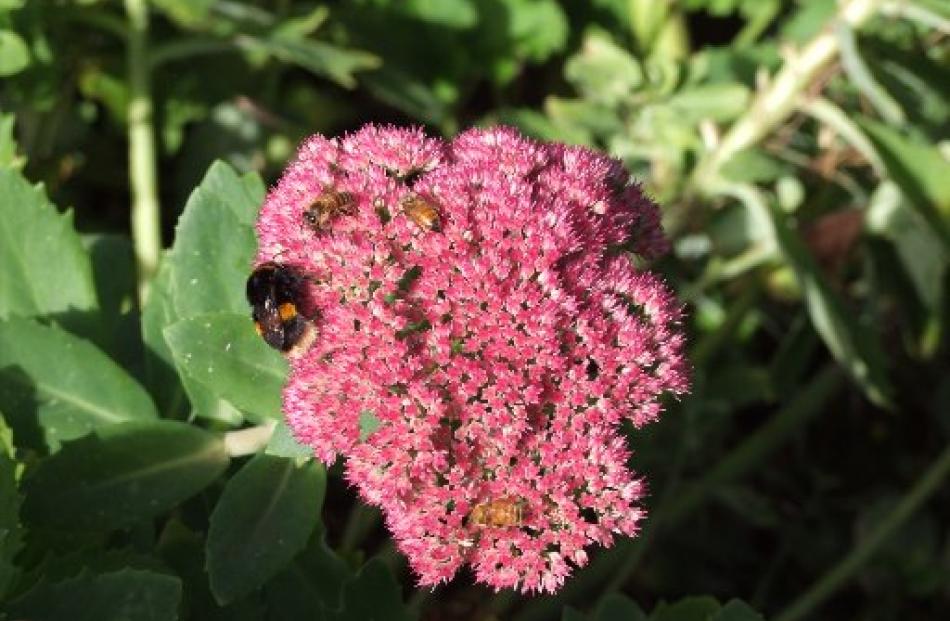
left=254, top=124, right=688, bottom=593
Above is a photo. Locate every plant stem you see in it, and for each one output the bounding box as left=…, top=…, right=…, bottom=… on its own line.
left=775, top=442, right=950, bottom=621
left=125, top=0, right=162, bottom=303
left=149, top=36, right=241, bottom=69
left=223, top=422, right=276, bottom=457
left=692, top=0, right=887, bottom=188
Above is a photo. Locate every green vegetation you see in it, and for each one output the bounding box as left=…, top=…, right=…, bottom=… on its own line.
left=1, top=0, right=948, bottom=619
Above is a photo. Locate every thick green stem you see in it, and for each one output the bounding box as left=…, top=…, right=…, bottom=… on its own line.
left=776, top=442, right=950, bottom=621
left=692, top=0, right=886, bottom=188
left=223, top=422, right=276, bottom=457
left=125, top=0, right=161, bottom=303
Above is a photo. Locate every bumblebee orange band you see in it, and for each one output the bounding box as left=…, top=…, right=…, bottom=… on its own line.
left=278, top=302, right=297, bottom=321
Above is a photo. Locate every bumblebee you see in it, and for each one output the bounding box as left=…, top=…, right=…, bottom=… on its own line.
left=303, top=189, right=355, bottom=232
left=246, top=262, right=315, bottom=354
left=467, top=496, right=525, bottom=528
left=402, top=195, right=441, bottom=231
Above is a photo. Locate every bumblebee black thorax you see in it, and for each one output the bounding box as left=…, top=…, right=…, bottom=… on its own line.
left=246, top=262, right=310, bottom=352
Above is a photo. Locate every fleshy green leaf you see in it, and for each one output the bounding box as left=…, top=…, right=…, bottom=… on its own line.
left=710, top=599, right=765, bottom=621
left=358, top=410, right=381, bottom=441
left=866, top=181, right=949, bottom=312
left=207, top=454, right=325, bottom=604
left=3, top=568, right=182, bottom=621
left=168, top=161, right=263, bottom=319
left=361, top=68, right=450, bottom=127
left=595, top=593, right=648, bottom=620
left=0, top=113, right=24, bottom=170
left=721, top=184, right=894, bottom=408
left=399, top=0, right=477, bottom=28
left=265, top=522, right=352, bottom=621
left=0, top=169, right=96, bottom=319
left=771, top=208, right=894, bottom=408
left=0, top=30, right=30, bottom=77
left=0, top=317, right=158, bottom=450
left=502, top=0, right=569, bottom=63
left=141, top=258, right=189, bottom=419
left=21, top=420, right=228, bottom=531
left=85, top=235, right=136, bottom=320
left=151, top=0, right=216, bottom=26
left=667, top=83, right=751, bottom=122
left=246, top=35, right=381, bottom=90
left=565, top=30, right=643, bottom=106
left=266, top=419, right=313, bottom=461
left=651, top=596, right=721, bottom=621
left=337, top=559, right=412, bottom=621
left=720, top=148, right=787, bottom=183
left=0, top=421, right=22, bottom=599
left=859, top=118, right=950, bottom=249
left=142, top=259, right=243, bottom=425
left=164, top=312, right=288, bottom=423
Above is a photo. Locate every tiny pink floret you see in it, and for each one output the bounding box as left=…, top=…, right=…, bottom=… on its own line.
left=254, top=124, right=688, bottom=593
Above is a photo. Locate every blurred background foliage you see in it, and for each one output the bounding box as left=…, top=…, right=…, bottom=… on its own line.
left=1, top=0, right=950, bottom=620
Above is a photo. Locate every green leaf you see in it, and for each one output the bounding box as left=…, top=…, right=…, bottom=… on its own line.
left=867, top=181, right=949, bottom=312
left=720, top=183, right=894, bottom=408
left=337, top=558, right=412, bottom=621
left=142, top=259, right=241, bottom=425
left=266, top=419, right=313, bottom=461
left=859, top=118, right=950, bottom=249
left=710, top=599, right=765, bottom=621
left=835, top=23, right=904, bottom=125
left=777, top=212, right=894, bottom=408
left=0, top=113, right=24, bottom=170
left=266, top=522, right=352, bottom=620
left=503, top=0, right=569, bottom=62
left=164, top=312, right=288, bottom=423
left=595, top=593, right=648, bottom=621
left=565, top=30, right=643, bottom=106
left=720, top=148, right=786, bottom=183
left=207, top=454, right=325, bottom=604
left=85, top=235, right=136, bottom=320
left=22, top=420, right=228, bottom=531
left=667, top=83, right=751, bottom=122
left=80, top=234, right=142, bottom=371
left=3, top=568, right=182, bottom=621
left=361, top=68, right=450, bottom=127
left=151, top=0, right=216, bottom=26
left=141, top=258, right=182, bottom=407
left=358, top=410, right=381, bottom=442
left=651, top=596, right=721, bottom=621
left=400, top=0, right=477, bottom=28
left=545, top=97, right=624, bottom=142
left=0, top=317, right=158, bottom=450
left=168, top=162, right=263, bottom=319
left=246, top=35, right=380, bottom=90
left=0, top=429, right=22, bottom=599
left=0, top=30, right=30, bottom=77
left=0, top=169, right=96, bottom=319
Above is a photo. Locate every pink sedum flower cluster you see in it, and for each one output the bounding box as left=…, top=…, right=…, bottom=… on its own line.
left=254, top=125, right=688, bottom=593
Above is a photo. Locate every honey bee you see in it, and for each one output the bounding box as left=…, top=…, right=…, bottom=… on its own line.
left=467, top=496, right=525, bottom=528
left=402, top=195, right=441, bottom=231
left=245, top=262, right=316, bottom=355
left=303, top=189, right=354, bottom=232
